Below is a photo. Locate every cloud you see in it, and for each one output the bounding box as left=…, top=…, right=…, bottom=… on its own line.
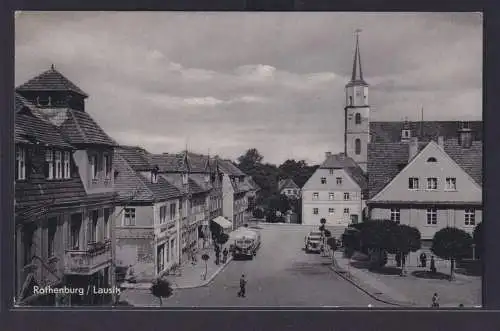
left=15, top=12, right=482, bottom=165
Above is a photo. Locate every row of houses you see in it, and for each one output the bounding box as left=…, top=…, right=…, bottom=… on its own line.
left=14, top=66, right=259, bottom=306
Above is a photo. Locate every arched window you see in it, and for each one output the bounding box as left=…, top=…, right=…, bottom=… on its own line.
left=355, top=139, right=361, bottom=155
left=355, top=113, right=361, bottom=124
left=427, top=157, right=437, bottom=163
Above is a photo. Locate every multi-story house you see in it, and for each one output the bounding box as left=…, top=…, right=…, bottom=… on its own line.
left=367, top=121, right=482, bottom=244
left=218, top=159, right=253, bottom=230
left=302, top=152, right=367, bottom=229
left=113, top=146, right=182, bottom=281
left=15, top=66, right=117, bottom=306
left=278, top=178, right=301, bottom=199
left=150, top=151, right=215, bottom=263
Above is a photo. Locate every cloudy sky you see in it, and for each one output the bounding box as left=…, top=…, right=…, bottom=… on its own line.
left=15, top=12, right=482, bottom=165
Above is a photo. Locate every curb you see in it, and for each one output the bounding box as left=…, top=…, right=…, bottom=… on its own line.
left=173, top=257, right=234, bottom=289
left=330, top=257, right=415, bottom=307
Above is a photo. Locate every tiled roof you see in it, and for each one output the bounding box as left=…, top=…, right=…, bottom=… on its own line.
left=53, top=109, right=115, bottom=146
left=15, top=112, right=73, bottom=148
left=218, top=159, right=246, bottom=176
left=367, top=138, right=482, bottom=199
left=114, top=153, right=182, bottom=202
left=184, top=152, right=210, bottom=173
left=116, top=146, right=152, bottom=171
left=367, top=142, right=426, bottom=199
left=151, top=153, right=185, bottom=173
left=443, top=139, right=482, bottom=187
left=320, top=153, right=358, bottom=169
left=189, top=173, right=212, bottom=191
left=345, top=166, right=368, bottom=191
left=16, top=66, right=88, bottom=97
left=278, top=178, right=299, bottom=191
left=370, top=121, right=483, bottom=144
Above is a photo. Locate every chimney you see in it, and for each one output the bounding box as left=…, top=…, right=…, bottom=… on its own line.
left=437, top=136, right=444, bottom=148
left=458, top=123, right=473, bottom=149
left=408, top=137, right=419, bottom=162
left=325, top=152, right=332, bottom=159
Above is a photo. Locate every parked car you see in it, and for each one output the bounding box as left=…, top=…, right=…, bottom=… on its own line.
left=305, top=231, right=323, bottom=253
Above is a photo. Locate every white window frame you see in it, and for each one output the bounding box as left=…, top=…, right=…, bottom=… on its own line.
left=312, top=192, right=319, bottom=200
left=344, top=192, right=350, bottom=200
left=46, top=149, right=54, bottom=180
left=16, top=146, right=26, bottom=180
left=408, top=177, right=419, bottom=190
left=336, top=177, right=342, bottom=185
left=321, top=177, right=327, bottom=184
left=329, top=193, right=335, bottom=200
left=63, top=151, right=71, bottom=179
left=390, top=208, right=401, bottom=224
left=123, top=208, right=136, bottom=226
left=90, top=155, right=98, bottom=180
left=313, top=208, right=319, bottom=215
left=445, top=177, right=457, bottom=191
left=328, top=208, right=335, bottom=215
left=54, top=151, right=62, bottom=179
left=426, top=208, right=437, bottom=225
left=427, top=177, right=438, bottom=190
left=103, top=153, right=110, bottom=179
left=344, top=208, right=350, bottom=215
left=464, top=209, right=476, bottom=226
left=329, top=169, right=334, bottom=175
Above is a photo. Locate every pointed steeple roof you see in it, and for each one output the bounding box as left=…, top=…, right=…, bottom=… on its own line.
left=346, top=30, right=368, bottom=88
left=16, top=64, right=89, bottom=97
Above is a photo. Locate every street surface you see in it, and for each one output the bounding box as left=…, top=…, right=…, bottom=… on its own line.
left=155, top=224, right=390, bottom=307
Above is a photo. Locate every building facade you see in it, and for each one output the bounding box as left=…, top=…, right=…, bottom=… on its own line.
left=367, top=123, right=482, bottom=242
left=15, top=66, right=117, bottom=306
left=278, top=178, right=301, bottom=199
left=302, top=152, right=366, bottom=228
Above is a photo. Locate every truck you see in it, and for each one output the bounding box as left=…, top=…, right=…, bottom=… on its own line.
left=305, top=231, right=323, bottom=253
left=230, top=228, right=261, bottom=260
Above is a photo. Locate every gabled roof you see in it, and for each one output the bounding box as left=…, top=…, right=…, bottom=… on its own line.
left=218, top=159, right=246, bottom=176
left=231, top=178, right=252, bottom=194
left=116, top=146, right=152, bottom=171
left=114, top=153, right=182, bottom=203
left=370, top=121, right=483, bottom=144
left=16, top=66, right=88, bottom=97
left=151, top=153, right=186, bottom=173
left=344, top=166, right=368, bottom=191
left=278, top=178, right=299, bottom=191
left=367, top=138, right=483, bottom=199
left=320, top=153, right=359, bottom=169
left=367, top=142, right=426, bottom=199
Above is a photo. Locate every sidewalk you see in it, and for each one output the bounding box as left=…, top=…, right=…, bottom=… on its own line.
left=332, top=251, right=481, bottom=307
left=120, top=247, right=233, bottom=291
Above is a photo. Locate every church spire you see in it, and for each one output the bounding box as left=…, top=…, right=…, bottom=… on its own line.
left=347, top=29, right=368, bottom=87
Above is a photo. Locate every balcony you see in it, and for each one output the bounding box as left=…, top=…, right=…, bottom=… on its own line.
left=64, top=240, right=112, bottom=275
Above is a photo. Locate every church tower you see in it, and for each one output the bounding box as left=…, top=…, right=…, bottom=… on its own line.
left=344, top=30, right=370, bottom=172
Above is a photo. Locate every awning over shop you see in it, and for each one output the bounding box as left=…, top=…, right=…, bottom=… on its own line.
left=212, top=216, right=232, bottom=229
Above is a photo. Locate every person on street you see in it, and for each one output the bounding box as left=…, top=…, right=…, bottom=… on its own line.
left=430, top=256, right=436, bottom=274
left=222, top=248, right=228, bottom=263
left=237, top=274, right=247, bottom=298
left=420, top=252, right=427, bottom=268
left=431, top=293, right=439, bottom=308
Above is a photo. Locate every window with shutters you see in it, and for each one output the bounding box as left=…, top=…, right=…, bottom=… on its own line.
left=55, top=151, right=62, bottom=179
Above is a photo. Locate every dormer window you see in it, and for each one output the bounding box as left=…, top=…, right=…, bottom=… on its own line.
left=427, top=157, right=437, bottom=163
left=36, top=96, right=52, bottom=107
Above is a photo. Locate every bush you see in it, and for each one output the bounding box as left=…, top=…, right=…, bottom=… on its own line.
left=150, top=278, right=173, bottom=306
left=252, top=208, right=264, bottom=219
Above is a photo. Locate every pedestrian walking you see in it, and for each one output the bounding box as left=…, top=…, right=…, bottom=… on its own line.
left=215, top=250, right=220, bottom=265
left=430, top=256, right=436, bottom=274
left=237, top=274, right=247, bottom=298
left=420, top=252, right=427, bottom=268
left=222, top=248, right=228, bottom=263
left=431, top=292, right=439, bottom=308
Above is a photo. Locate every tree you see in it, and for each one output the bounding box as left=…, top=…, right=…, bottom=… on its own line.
left=391, top=224, right=421, bottom=275
left=431, top=227, right=473, bottom=280
left=201, top=254, right=210, bottom=280
left=217, top=233, right=229, bottom=246
left=473, top=222, right=482, bottom=259
left=237, top=148, right=264, bottom=168
left=268, top=194, right=291, bottom=215
left=150, top=278, right=173, bottom=306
